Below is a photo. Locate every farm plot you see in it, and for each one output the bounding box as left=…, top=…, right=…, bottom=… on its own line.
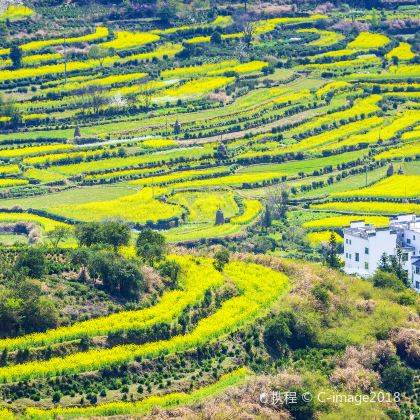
left=0, top=257, right=289, bottom=383
left=331, top=175, right=420, bottom=199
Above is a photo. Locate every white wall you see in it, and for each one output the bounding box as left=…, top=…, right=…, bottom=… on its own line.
left=344, top=230, right=397, bottom=277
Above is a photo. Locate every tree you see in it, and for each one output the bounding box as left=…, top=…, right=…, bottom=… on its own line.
left=74, top=126, right=81, bottom=138
left=242, top=21, right=255, bottom=47
left=262, top=206, right=272, bottom=228
left=325, top=233, right=341, bottom=268
left=382, top=363, right=414, bottom=394
left=158, top=260, right=181, bottom=288
left=101, top=219, right=131, bottom=252
left=47, top=226, right=72, bottom=248
left=117, top=259, right=144, bottom=300
left=10, top=46, right=22, bottom=69
left=377, top=250, right=409, bottom=287
left=210, top=31, right=222, bottom=44
left=52, top=392, right=62, bottom=404
left=174, top=119, right=181, bottom=135
left=136, top=228, right=167, bottom=266
left=372, top=270, right=405, bottom=291
left=213, top=247, right=229, bottom=272
left=87, top=45, right=110, bottom=67
left=0, top=22, right=7, bottom=44
left=138, top=80, right=158, bottom=110
left=266, top=185, right=288, bottom=220
left=88, top=252, right=144, bottom=300
left=75, top=222, right=103, bottom=247
left=15, top=247, right=46, bottom=278
left=87, top=85, right=107, bottom=114
left=70, top=248, right=92, bottom=282
left=157, top=0, right=177, bottom=25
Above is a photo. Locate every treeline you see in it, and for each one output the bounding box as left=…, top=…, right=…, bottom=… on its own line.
left=0, top=220, right=180, bottom=338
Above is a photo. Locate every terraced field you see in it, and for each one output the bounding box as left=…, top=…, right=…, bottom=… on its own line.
left=0, top=2, right=419, bottom=418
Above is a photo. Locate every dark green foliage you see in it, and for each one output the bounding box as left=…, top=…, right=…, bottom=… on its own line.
left=372, top=270, right=405, bottom=292
left=10, top=46, right=22, bottom=69
left=15, top=247, right=46, bottom=278
left=382, top=363, right=414, bottom=394
left=52, top=391, right=62, bottom=403
left=284, top=386, right=316, bottom=420
left=0, top=278, right=58, bottom=336
left=89, top=252, right=144, bottom=300
left=210, top=31, right=222, bottom=44
left=262, top=206, right=272, bottom=228
left=79, top=335, right=91, bottom=351
left=75, top=222, right=103, bottom=247
left=158, top=260, right=181, bottom=288
left=324, top=233, right=341, bottom=269
left=136, top=228, right=167, bottom=266
left=377, top=250, right=409, bottom=287
left=264, top=311, right=319, bottom=357
left=100, top=219, right=131, bottom=252
left=75, top=220, right=130, bottom=251
left=213, top=247, right=229, bottom=272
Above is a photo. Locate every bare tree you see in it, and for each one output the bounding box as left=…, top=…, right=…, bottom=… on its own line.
left=138, top=80, right=158, bottom=110
left=266, top=184, right=289, bottom=220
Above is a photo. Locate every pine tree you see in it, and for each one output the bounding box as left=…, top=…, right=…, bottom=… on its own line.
left=262, top=206, right=272, bottom=228
left=325, top=233, right=340, bottom=268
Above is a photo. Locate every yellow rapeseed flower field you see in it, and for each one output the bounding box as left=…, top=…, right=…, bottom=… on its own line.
left=303, top=215, right=389, bottom=229
left=386, top=42, right=415, bottom=61
left=332, top=175, right=420, bottom=199
left=100, top=31, right=160, bottom=49
left=347, top=32, right=390, bottom=49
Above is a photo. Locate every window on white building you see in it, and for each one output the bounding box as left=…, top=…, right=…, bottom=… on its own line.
left=403, top=253, right=408, bottom=262
left=416, top=281, right=420, bottom=289
left=355, top=253, right=359, bottom=262
left=416, top=266, right=420, bottom=275
left=364, top=247, right=369, bottom=255
left=364, top=262, right=369, bottom=270
left=407, top=239, right=411, bottom=244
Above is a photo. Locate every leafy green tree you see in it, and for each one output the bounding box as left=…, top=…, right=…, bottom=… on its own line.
left=10, top=46, right=22, bottom=69
left=158, top=260, right=181, bottom=288
left=382, top=363, right=414, bottom=394
left=0, top=22, right=7, bottom=44
left=15, top=247, right=46, bottom=278
left=88, top=252, right=144, bottom=300
left=101, top=219, right=131, bottom=252
left=87, top=45, right=110, bottom=67
left=136, top=228, right=167, bottom=266
left=325, top=233, right=341, bottom=269
left=52, top=392, right=62, bottom=403
left=378, top=251, right=409, bottom=286
left=210, top=31, right=222, bottom=44
left=372, top=270, right=405, bottom=291
left=79, top=335, right=91, bottom=351
left=262, top=206, right=272, bottom=228
left=157, top=0, right=177, bottom=24
left=213, top=247, right=229, bottom=272
left=47, top=226, right=72, bottom=247
left=75, top=222, right=103, bottom=247
left=118, top=259, right=144, bottom=300
left=264, top=311, right=319, bottom=357
left=284, top=386, right=316, bottom=420
left=70, top=248, right=92, bottom=282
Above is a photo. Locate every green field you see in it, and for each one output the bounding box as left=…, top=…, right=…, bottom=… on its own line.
left=0, top=2, right=418, bottom=418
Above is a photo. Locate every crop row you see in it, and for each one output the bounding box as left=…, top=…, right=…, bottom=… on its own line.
left=0, top=258, right=288, bottom=382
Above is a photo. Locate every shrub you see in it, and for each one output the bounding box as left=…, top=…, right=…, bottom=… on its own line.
left=371, top=270, right=405, bottom=291
left=382, top=363, right=414, bottom=394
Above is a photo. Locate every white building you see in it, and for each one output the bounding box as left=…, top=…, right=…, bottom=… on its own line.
left=343, top=214, right=420, bottom=292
